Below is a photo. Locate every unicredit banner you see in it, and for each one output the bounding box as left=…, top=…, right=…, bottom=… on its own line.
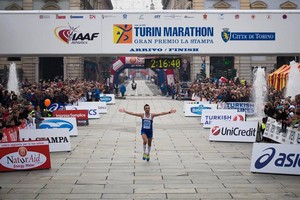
left=209, top=121, right=258, bottom=142
left=0, top=10, right=300, bottom=55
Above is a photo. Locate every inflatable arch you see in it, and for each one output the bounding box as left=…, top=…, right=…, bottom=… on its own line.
left=110, top=57, right=175, bottom=87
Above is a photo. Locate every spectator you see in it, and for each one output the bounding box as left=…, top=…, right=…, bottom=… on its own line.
left=120, top=84, right=126, bottom=97
left=34, top=105, right=44, bottom=129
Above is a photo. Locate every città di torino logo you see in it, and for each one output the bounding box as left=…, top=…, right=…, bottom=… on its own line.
left=54, top=23, right=99, bottom=44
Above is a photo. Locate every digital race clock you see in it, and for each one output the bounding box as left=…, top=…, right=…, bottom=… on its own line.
left=144, top=58, right=182, bottom=69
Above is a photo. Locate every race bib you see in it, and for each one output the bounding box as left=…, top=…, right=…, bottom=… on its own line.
left=143, top=120, right=151, bottom=129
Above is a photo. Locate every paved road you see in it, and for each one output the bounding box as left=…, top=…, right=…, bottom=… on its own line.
left=125, top=80, right=162, bottom=97
left=0, top=81, right=299, bottom=200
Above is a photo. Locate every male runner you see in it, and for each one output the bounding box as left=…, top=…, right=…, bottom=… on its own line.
left=119, top=104, right=176, bottom=161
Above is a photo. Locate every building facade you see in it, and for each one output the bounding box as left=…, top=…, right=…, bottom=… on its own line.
left=162, top=0, right=300, bottom=82
left=0, top=0, right=113, bottom=84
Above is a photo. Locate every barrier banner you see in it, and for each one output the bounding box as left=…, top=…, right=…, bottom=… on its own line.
left=209, top=121, right=258, bottom=142
left=19, top=129, right=71, bottom=152
left=201, top=109, right=245, bottom=128
left=78, top=101, right=107, bottom=114
left=225, top=102, right=255, bottom=115
left=65, top=106, right=99, bottom=119
left=250, top=143, right=300, bottom=175
left=184, top=102, right=217, bottom=117
left=53, top=110, right=89, bottom=126
left=0, top=141, right=51, bottom=172
left=263, top=117, right=300, bottom=145
left=39, top=117, right=78, bottom=136
left=183, top=101, right=209, bottom=112
left=100, top=94, right=115, bottom=104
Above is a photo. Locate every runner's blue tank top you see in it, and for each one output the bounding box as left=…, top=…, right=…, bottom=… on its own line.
left=141, top=113, right=153, bottom=133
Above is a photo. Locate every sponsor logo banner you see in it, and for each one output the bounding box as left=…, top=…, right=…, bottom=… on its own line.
left=78, top=102, right=107, bottom=114
left=263, top=117, right=300, bottom=145
left=183, top=101, right=209, bottom=113
left=19, top=129, right=71, bottom=152
left=225, top=102, right=255, bottom=115
left=100, top=94, right=115, bottom=104
left=209, top=121, right=258, bottom=142
left=201, top=109, right=245, bottom=128
left=54, top=24, right=99, bottom=45
left=53, top=110, right=89, bottom=126
left=0, top=141, right=51, bottom=172
left=250, top=143, right=300, bottom=175
left=38, top=118, right=78, bottom=136
left=184, top=102, right=217, bottom=116
left=65, top=106, right=99, bottom=119
left=221, top=28, right=275, bottom=43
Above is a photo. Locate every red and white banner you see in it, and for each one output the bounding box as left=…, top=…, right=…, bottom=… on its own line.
left=53, top=110, right=89, bottom=126
left=19, top=129, right=71, bottom=152
left=201, top=109, right=245, bottom=128
left=0, top=124, right=27, bottom=143
left=209, top=121, right=258, bottom=142
left=0, top=141, right=51, bottom=172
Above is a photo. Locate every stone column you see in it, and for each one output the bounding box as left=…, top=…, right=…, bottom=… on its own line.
left=69, top=0, right=81, bottom=10
left=240, top=0, right=250, bottom=9
left=193, top=0, right=204, bottom=9
left=22, top=57, right=39, bottom=82
left=23, top=0, right=33, bottom=10
left=64, top=56, right=84, bottom=80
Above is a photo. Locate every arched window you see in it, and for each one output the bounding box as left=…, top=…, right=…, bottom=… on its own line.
left=250, top=1, right=267, bottom=9
left=280, top=1, right=297, bottom=9
left=5, top=3, right=23, bottom=10
left=213, top=0, right=231, bottom=9
left=42, top=3, right=60, bottom=10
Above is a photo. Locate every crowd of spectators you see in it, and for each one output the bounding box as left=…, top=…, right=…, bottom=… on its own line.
left=172, top=77, right=299, bottom=131
left=0, top=78, right=110, bottom=140
left=173, top=77, right=252, bottom=102
left=0, top=76, right=299, bottom=142
left=263, top=90, right=300, bottom=132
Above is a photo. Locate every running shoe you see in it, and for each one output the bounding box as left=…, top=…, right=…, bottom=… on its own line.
left=146, top=154, right=150, bottom=162
left=142, top=153, right=147, bottom=160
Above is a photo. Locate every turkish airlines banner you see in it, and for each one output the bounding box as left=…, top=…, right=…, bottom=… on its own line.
left=201, top=109, right=245, bottom=128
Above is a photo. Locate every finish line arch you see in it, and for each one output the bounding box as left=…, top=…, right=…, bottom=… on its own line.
left=1, top=10, right=300, bottom=56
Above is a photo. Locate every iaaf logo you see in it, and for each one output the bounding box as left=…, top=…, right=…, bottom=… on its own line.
left=211, top=126, right=256, bottom=136
left=0, top=147, right=47, bottom=170
left=54, top=23, right=99, bottom=44
left=255, top=147, right=300, bottom=169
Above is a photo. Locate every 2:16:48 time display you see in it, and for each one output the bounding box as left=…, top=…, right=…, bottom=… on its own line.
left=145, top=58, right=181, bottom=69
